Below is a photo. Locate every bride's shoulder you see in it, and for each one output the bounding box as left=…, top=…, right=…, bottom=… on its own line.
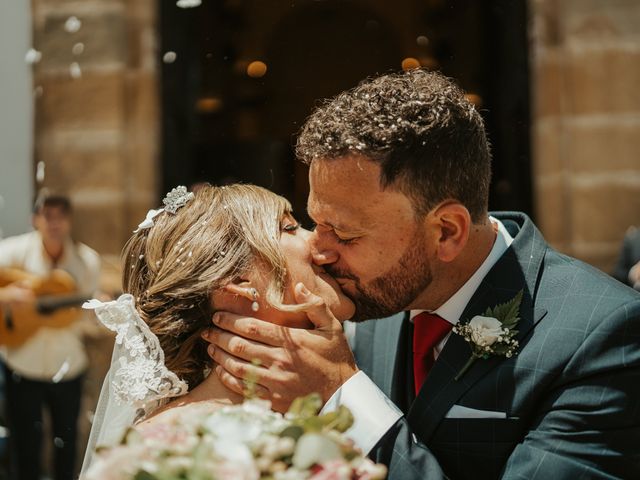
left=136, top=400, right=220, bottom=432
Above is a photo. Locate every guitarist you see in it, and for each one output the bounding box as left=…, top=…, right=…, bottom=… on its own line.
left=0, top=193, right=100, bottom=480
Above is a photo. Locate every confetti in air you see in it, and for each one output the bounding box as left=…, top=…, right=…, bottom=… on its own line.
left=36, top=162, right=46, bottom=183
left=176, top=0, right=202, bottom=8
left=64, top=16, right=82, bottom=33
left=69, top=62, right=82, bottom=79
left=25, top=48, right=42, bottom=64
left=72, top=43, right=85, bottom=55
left=162, top=51, right=177, bottom=64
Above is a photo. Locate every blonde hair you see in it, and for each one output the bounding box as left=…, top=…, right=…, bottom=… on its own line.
left=122, top=184, right=297, bottom=389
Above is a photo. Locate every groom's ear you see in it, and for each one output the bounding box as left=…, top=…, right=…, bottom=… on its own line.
left=431, top=202, right=471, bottom=263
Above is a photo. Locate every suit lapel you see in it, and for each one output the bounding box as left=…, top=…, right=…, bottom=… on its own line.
left=407, top=212, right=549, bottom=441
left=355, top=312, right=408, bottom=400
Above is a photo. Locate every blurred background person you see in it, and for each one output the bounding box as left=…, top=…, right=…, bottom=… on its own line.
left=0, top=193, right=101, bottom=480
left=613, top=226, right=640, bottom=290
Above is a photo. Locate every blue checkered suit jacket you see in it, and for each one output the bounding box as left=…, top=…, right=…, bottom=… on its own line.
left=354, top=212, right=640, bottom=479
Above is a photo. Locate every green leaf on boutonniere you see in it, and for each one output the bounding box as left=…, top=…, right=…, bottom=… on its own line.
left=485, top=290, right=523, bottom=331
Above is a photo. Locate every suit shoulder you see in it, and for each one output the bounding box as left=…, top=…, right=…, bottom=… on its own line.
left=545, top=248, right=638, bottom=296
left=538, top=248, right=640, bottom=323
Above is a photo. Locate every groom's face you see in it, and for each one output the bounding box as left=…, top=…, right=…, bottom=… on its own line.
left=308, top=156, right=435, bottom=322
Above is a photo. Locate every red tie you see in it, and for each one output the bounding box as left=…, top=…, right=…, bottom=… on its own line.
left=412, top=312, right=453, bottom=395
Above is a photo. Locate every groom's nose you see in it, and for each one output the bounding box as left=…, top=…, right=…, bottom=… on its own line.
left=310, top=231, right=339, bottom=266
left=312, top=249, right=339, bottom=266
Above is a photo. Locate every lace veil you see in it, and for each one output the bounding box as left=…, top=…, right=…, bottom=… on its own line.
left=79, top=294, right=188, bottom=475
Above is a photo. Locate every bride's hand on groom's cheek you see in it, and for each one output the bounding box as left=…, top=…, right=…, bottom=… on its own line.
left=201, top=283, right=359, bottom=413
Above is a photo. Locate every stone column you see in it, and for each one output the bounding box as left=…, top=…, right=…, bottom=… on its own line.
left=530, top=0, right=640, bottom=272
left=32, top=0, right=159, bottom=256
left=29, top=0, right=160, bottom=473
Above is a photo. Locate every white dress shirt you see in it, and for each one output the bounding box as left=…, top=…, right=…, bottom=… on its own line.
left=0, top=231, right=101, bottom=381
left=322, top=218, right=514, bottom=453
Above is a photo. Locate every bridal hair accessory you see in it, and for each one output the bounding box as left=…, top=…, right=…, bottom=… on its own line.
left=83, top=294, right=188, bottom=411
left=134, top=185, right=195, bottom=232
left=250, top=288, right=260, bottom=312
left=163, top=185, right=195, bottom=214
left=135, top=209, right=164, bottom=232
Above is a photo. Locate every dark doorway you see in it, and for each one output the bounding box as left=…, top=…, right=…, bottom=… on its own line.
left=160, top=0, right=531, bottom=221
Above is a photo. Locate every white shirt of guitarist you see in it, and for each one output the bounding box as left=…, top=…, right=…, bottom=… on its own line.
left=322, top=217, right=513, bottom=454
left=0, top=231, right=101, bottom=381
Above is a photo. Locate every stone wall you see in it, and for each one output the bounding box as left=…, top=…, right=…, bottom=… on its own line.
left=32, top=0, right=159, bottom=257
left=29, top=0, right=159, bottom=473
left=530, top=0, right=640, bottom=272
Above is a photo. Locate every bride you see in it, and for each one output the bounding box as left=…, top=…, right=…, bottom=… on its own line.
left=81, top=184, right=355, bottom=473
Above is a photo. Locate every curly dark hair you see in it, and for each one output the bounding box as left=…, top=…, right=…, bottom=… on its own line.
left=296, top=69, right=492, bottom=222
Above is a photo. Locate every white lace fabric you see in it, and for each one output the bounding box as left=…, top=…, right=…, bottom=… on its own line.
left=80, top=294, right=188, bottom=476
left=84, top=295, right=188, bottom=410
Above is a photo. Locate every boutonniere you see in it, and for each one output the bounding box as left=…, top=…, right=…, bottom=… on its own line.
left=452, top=290, right=523, bottom=381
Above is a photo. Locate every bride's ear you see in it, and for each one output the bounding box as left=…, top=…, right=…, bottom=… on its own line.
left=223, top=282, right=257, bottom=301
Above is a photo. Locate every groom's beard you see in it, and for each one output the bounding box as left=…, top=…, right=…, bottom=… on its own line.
left=326, top=230, right=433, bottom=322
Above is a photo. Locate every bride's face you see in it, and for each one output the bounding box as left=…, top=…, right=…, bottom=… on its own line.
left=265, top=214, right=355, bottom=327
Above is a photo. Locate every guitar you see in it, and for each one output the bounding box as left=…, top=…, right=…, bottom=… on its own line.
left=0, top=268, right=90, bottom=348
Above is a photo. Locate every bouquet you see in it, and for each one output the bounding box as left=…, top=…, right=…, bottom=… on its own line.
left=84, top=394, right=387, bottom=480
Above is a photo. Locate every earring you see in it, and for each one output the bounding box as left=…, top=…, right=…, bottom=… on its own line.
left=250, top=288, right=259, bottom=312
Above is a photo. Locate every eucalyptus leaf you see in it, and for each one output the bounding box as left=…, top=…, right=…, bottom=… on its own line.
left=288, top=393, right=323, bottom=419
left=300, top=416, right=324, bottom=432
left=319, top=405, right=354, bottom=433
left=134, top=471, right=158, bottom=480
left=280, top=425, right=305, bottom=442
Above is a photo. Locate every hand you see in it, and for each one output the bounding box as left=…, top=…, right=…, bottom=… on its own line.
left=629, top=261, right=640, bottom=290
left=202, top=283, right=358, bottom=413
left=0, top=285, right=35, bottom=306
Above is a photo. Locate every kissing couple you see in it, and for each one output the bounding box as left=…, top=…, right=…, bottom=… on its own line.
left=82, top=70, right=640, bottom=479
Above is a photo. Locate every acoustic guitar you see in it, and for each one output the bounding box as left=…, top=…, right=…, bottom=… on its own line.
left=0, top=268, right=89, bottom=348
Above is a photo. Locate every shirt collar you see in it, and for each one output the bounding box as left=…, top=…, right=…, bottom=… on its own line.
left=410, top=217, right=513, bottom=325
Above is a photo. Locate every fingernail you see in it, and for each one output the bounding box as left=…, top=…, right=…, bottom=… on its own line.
left=299, top=284, right=310, bottom=296
left=212, top=313, right=220, bottom=324
left=208, top=345, right=215, bottom=356
left=201, top=330, right=209, bottom=340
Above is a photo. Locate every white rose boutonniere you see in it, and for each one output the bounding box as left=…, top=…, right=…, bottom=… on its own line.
left=453, top=290, right=523, bottom=381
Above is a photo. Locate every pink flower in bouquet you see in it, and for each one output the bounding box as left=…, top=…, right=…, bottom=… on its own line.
left=210, top=459, right=260, bottom=480
left=85, top=444, right=151, bottom=480
left=309, top=459, right=353, bottom=480
left=138, top=422, right=197, bottom=454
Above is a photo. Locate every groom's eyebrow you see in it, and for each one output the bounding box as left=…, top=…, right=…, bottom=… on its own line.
left=306, top=202, right=362, bottom=232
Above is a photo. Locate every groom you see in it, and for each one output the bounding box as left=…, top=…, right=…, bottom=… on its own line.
left=204, top=70, right=640, bottom=478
